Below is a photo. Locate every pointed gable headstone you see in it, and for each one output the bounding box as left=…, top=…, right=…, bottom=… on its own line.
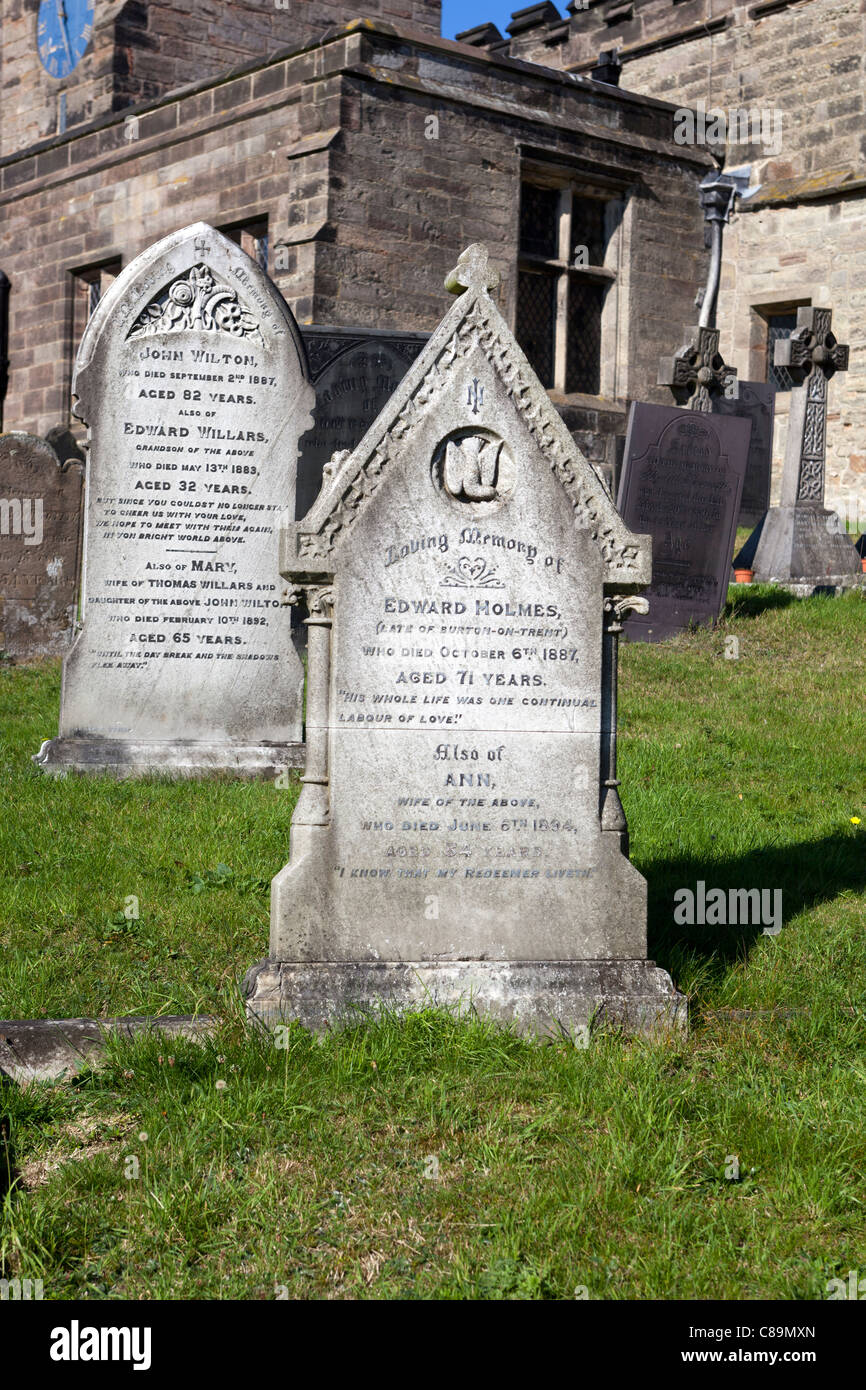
left=35, top=224, right=314, bottom=777
left=244, top=245, right=684, bottom=1037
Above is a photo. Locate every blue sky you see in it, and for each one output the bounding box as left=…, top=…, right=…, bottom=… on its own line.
left=441, top=1, right=566, bottom=40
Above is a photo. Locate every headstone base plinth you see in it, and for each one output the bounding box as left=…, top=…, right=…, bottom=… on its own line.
left=243, top=958, right=686, bottom=1039
left=733, top=577, right=865, bottom=598
left=33, top=737, right=304, bottom=779
left=736, top=505, right=861, bottom=584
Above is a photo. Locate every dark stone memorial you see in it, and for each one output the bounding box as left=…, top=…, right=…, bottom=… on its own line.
left=617, top=403, right=751, bottom=642
left=297, top=328, right=429, bottom=519
left=716, top=379, right=775, bottom=526
left=0, top=432, right=83, bottom=660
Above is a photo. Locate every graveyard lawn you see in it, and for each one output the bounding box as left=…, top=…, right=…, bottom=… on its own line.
left=1, top=586, right=865, bottom=1300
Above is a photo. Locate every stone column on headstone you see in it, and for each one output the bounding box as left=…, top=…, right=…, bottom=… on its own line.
left=284, top=581, right=334, bottom=834
left=600, top=592, right=649, bottom=850
left=735, top=307, right=860, bottom=584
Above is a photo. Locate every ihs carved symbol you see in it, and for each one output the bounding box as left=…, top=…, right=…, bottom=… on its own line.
left=467, top=378, right=484, bottom=415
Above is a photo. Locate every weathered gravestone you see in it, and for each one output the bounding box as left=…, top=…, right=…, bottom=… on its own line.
left=0, top=433, right=83, bottom=659
left=35, top=223, right=314, bottom=777
left=658, top=322, right=736, bottom=414
left=297, top=328, right=429, bottom=520
left=734, top=307, right=860, bottom=584
left=243, top=244, right=685, bottom=1037
left=716, top=379, right=775, bottom=527
left=616, top=403, right=751, bottom=642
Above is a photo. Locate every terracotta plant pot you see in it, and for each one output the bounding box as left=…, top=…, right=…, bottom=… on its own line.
left=733, top=568, right=754, bottom=584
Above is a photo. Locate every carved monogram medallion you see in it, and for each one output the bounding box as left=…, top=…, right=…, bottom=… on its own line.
left=432, top=428, right=516, bottom=511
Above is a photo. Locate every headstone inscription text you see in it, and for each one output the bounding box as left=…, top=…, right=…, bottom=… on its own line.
left=0, top=433, right=83, bottom=659
left=297, top=328, right=429, bottom=520
left=617, top=403, right=751, bottom=642
left=244, top=243, right=684, bottom=1037
left=35, top=223, right=314, bottom=776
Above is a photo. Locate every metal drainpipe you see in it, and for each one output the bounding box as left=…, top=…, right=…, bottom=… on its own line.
left=697, top=173, right=737, bottom=331
left=0, top=271, right=9, bottom=433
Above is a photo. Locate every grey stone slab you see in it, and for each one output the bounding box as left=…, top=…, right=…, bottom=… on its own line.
left=32, top=735, right=304, bottom=779
left=244, top=960, right=686, bottom=1039
left=715, top=379, right=775, bottom=526
left=245, top=243, right=684, bottom=1037
left=0, top=432, right=83, bottom=660
left=0, top=1016, right=216, bottom=1083
left=34, top=223, right=314, bottom=777
left=617, top=402, right=751, bottom=642
left=734, top=576, right=866, bottom=598
left=297, top=327, right=429, bottom=520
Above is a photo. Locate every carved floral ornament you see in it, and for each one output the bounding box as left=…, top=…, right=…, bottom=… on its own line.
left=441, top=556, right=504, bottom=589
left=295, top=257, right=645, bottom=579
left=127, top=264, right=263, bottom=344
left=604, top=594, right=650, bottom=631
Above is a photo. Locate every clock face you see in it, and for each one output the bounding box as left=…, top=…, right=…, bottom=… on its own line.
left=37, top=0, right=95, bottom=80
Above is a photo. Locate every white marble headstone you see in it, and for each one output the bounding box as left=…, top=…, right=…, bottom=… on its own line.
left=245, top=244, right=685, bottom=1037
left=35, top=223, right=314, bottom=777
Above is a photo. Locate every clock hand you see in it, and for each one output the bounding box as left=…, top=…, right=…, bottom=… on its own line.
left=54, top=0, right=74, bottom=65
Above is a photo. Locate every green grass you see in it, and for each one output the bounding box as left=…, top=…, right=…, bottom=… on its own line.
left=1, top=586, right=865, bottom=1299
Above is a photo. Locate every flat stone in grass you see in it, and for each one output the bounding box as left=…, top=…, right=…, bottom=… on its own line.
left=0, top=432, right=83, bottom=659
left=0, top=1016, right=216, bottom=1083
left=616, top=403, right=751, bottom=642
left=244, top=243, right=685, bottom=1038
left=34, top=223, right=314, bottom=778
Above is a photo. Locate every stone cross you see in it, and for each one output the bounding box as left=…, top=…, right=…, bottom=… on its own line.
left=733, top=304, right=857, bottom=582
left=658, top=324, right=737, bottom=413
left=774, top=306, right=849, bottom=506
left=444, top=242, right=501, bottom=296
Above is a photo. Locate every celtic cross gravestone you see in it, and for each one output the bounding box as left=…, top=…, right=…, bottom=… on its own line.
left=735, top=306, right=859, bottom=583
